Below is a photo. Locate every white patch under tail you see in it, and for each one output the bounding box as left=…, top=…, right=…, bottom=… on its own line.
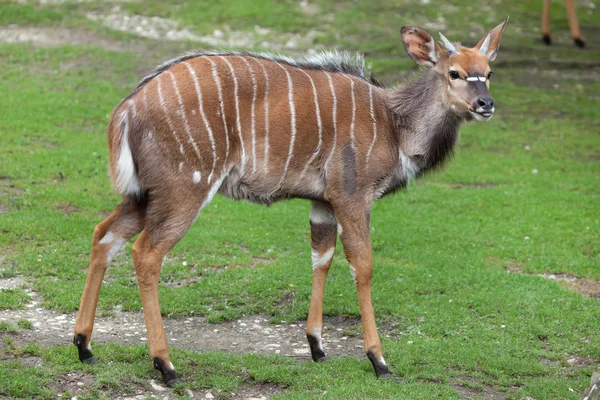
left=114, top=109, right=142, bottom=196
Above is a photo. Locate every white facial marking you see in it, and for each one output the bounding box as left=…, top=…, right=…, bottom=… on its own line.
left=479, top=76, right=486, bottom=82
left=466, top=76, right=479, bottom=82
left=207, top=57, right=230, bottom=170
left=218, top=56, right=246, bottom=171
left=167, top=70, right=203, bottom=172
left=324, top=73, right=338, bottom=173
left=193, top=171, right=201, bottom=183
left=469, top=111, right=493, bottom=122
left=239, top=57, right=258, bottom=174
left=312, top=247, right=334, bottom=270
left=156, top=75, right=185, bottom=155
left=182, top=61, right=217, bottom=183
left=275, top=63, right=297, bottom=189
left=365, top=84, right=377, bottom=168
left=349, top=265, right=357, bottom=285
left=298, top=69, right=323, bottom=179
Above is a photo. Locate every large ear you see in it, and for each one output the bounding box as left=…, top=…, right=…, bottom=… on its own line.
left=475, top=17, right=509, bottom=62
left=401, top=26, right=441, bottom=68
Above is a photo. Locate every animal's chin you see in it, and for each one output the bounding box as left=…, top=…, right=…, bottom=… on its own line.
left=469, top=110, right=494, bottom=122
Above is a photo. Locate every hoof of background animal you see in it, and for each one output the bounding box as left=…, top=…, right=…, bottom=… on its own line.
left=82, top=356, right=98, bottom=364
left=378, top=372, right=402, bottom=383
left=574, top=38, right=585, bottom=48
left=542, top=34, right=552, bottom=45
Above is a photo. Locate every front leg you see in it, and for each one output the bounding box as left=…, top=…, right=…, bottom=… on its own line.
left=333, top=202, right=394, bottom=379
left=306, top=200, right=337, bottom=362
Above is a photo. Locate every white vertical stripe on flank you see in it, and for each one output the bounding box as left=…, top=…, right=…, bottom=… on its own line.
left=167, top=70, right=204, bottom=179
left=127, top=99, right=137, bottom=118
left=365, top=85, right=377, bottom=167
left=218, top=56, right=246, bottom=172
left=324, top=73, right=338, bottom=173
left=250, top=57, right=270, bottom=175
left=182, top=61, right=217, bottom=183
left=142, top=84, right=149, bottom=114
left=344, top=75, right=356, bottom=149
left=239, top=56, right=258, bottom=174
left=207, top=57, right=230, bottom=169
left=156, top=75, right=185, bottom=155
left=275, top=62, right=296, bottom=188
left=298, top=69, right=323, bottom=178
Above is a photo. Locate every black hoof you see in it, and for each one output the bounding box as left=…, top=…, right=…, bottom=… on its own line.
left=307, top=334, right=327, bottom=362
left=73, top=334, right=96, bottom=364
left=574, top=38, right=585, bottom=48
left=82, top=356, right=98, bottom=364
left=367, top=351, right=399, bottom=382
left=153, top=357, right=179, bottom=386
left=542, top=34, right=551, bottom=45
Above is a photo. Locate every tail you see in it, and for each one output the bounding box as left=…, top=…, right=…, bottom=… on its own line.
left=108, top=107, right=142, bottom=197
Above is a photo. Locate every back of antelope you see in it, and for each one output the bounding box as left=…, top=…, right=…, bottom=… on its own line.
left=74, top=19, right=508, bottom=385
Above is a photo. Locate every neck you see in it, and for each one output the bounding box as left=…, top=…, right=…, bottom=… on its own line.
left=387, top=70, right=463, bottom=173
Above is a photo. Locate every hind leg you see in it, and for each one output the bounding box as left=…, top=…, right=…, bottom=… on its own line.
left=73, top=196, right=146, bottom=363
left=132, top=183, right=220, bottom=386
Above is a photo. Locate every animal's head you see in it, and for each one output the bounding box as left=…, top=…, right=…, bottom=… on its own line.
left=401, top=18, right=508, bottom=122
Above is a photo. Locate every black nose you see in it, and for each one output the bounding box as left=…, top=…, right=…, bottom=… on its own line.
left=477, top=98, right=494, bottom=110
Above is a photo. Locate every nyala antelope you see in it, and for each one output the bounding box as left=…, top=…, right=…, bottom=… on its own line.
left=74, top=19, right=508, bottom=385
left=542, top=0, right=585, bottom=47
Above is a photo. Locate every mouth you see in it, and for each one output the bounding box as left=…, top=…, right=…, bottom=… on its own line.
left=469, top=107, right=495, bottom=122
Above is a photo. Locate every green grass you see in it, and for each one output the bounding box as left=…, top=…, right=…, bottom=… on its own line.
left=1, top=1, right=599, bottom=399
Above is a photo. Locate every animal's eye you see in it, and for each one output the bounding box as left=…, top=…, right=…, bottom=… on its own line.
left=449, top=70, right=460, bottom=80
left=487, top=71, right=494, bottom=79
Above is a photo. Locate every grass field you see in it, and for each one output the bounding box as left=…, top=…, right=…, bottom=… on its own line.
left=0, top=1, right=599, bottom=399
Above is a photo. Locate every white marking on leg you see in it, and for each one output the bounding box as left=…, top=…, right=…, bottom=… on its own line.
left=365, top=85, right=377, bottom=168
left=344, top=75, right=356, bottom=149
left=182, top=61, right=218, bottom=183
left=193, top=171, right=201, bottom=183
left=378, top=355, right=387, bottom=366
left=218, top=56, right=246, bottom=172
left=275, top=63, right=296, bottom=188
left=167, top=70, right=203, bottom=179
left=349, top=264, right=357, bottom=285
left=337, top=222, right=343, bottom=236
left=167, top=362, right=175, bottom=371
left=248, top=57, right=270, bottom=175
left=100, top=231, right=126, bottom=263
left=114, top=110, right=141, bottom=196
left=207, top=57, right=230, bottom=170
left=239, top=56, right=258, bottom=174
left=156, top=75, right=185, bottom=156
left=310, top=328, right=324, bottom=351
left=324, top=73, right=337, bottom=173
left=86, top=342, right=92, bottom=352
left=179, top=161, right=184, bottom=171
left=298, top=69, right=323, bottom=178
left=312, top=247, right=334, bottom=270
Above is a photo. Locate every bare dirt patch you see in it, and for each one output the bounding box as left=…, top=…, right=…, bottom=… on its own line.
left=55, top=201, right=80, bottom=216
left=0, top=26, right=128, bottom=52
left=55, top=371, right=95, bottom=398
left=541, top=273, right=600, bottom=299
